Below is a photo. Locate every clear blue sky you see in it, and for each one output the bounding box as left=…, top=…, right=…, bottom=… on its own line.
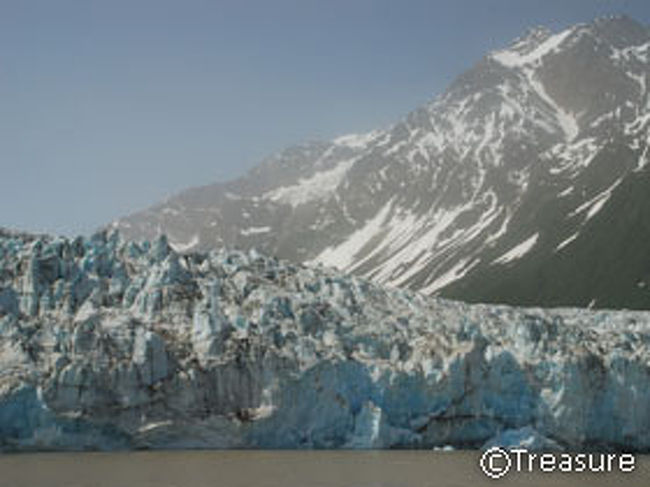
left=2, top=0, right=649, bottom=236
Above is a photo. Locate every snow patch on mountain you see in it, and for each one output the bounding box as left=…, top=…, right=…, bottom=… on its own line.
left=493, top=233, right=539, bottom=264
left=241, top=226, right=271, bottom=236
left=264, top=158, right=357, bottom=208
left=570, top=178, right=622, bottom=221
left=546, top=138, right=601, bottom=175
left=170, top=234, right=200, bottom=252
left=556, top=232, right=580, bottom=252
left=311, top=199, right=394, bottom=270
left=162, top=207, right=180, bottom=216
left=636, top=145, right=650, bottom=171
left=333, top=130, right=384, bottom=149
left=491, top=28, right=574, bottom=68
left=420, top=258, right=478, bottom=294
left=611, top=41, right=650, bottom=63
left=525, top=72, right=579, bottom=141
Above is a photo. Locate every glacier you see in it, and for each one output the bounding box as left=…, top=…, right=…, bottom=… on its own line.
left=0, top=228, right=649, bottom=452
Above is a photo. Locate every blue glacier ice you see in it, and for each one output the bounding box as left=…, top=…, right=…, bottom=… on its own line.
left=0, top=228, right=649, bottom=451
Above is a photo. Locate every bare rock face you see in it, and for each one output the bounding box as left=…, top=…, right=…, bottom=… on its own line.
left=0, top=230, right=649, bottom=451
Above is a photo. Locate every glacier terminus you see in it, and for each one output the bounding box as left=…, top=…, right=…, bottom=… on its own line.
left=0, top=229, right=648, bottom=452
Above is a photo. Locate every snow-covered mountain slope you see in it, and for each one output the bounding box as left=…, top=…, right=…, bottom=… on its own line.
left=1, top=230, right=650, bottom=451
left=111, top=16, right=650, bottom=310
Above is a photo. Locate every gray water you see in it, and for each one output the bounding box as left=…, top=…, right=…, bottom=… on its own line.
left=0, top=451, right=648, bottom=487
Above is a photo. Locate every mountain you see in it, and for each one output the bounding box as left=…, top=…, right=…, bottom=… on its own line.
left=1, top=231, right=649, bottom=451
left=111, top=16, right=650, bottom=310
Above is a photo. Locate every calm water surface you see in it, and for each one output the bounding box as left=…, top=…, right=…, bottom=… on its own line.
left=0, top=451, right=648, bottom=487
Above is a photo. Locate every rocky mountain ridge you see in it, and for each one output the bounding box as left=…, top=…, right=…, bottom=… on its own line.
left=111, top=16, right=650, bottom=310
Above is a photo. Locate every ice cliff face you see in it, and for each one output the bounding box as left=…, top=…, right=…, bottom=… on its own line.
left=1, top=229, right=649, bottom=451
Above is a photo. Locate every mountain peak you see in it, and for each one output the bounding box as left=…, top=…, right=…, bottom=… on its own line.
left=589, top=14, right=649, bottom=48
left=593, top=13, right=643, bottom=28
left=510, top=26, right=553, bottom=52
left=490, top=16, right=649, bottom=70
